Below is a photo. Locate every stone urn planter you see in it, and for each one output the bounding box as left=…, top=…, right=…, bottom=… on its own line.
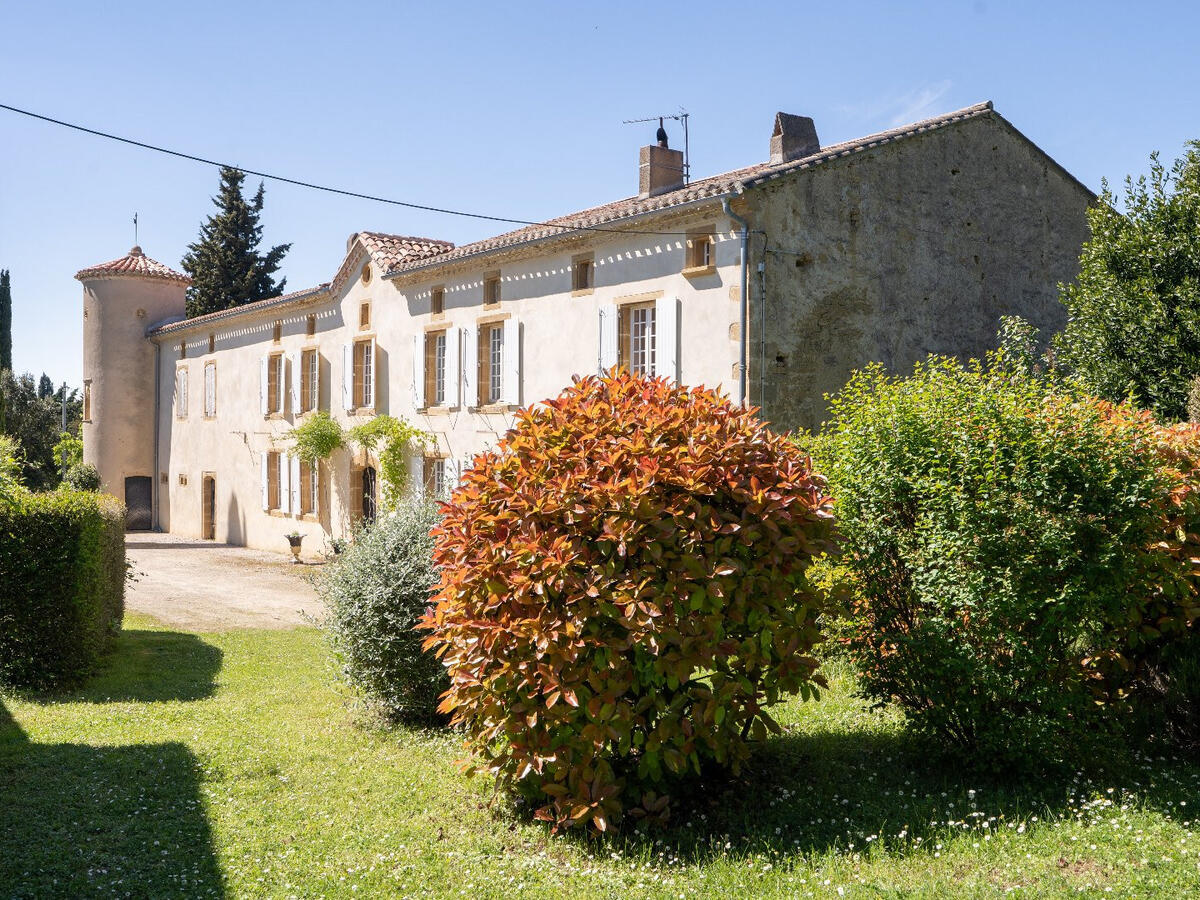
left=286, top=532, right=303, bottom=564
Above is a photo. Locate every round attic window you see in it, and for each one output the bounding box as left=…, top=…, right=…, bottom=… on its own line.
left=360, top=264, right=372, bottom=284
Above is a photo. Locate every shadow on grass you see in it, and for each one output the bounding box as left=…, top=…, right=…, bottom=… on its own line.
left=0, top=702, right=225, bottom=896
left=0, top=628, right=227, bottom=894
left=559, top=721, right=1200, bottom=863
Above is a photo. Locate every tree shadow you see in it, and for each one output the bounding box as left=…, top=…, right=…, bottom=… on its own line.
left=0, top=701, right=225, bottom=896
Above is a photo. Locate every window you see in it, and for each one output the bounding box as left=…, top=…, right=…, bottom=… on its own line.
left=483, top=274, right=501, bottom=307
left=306, top=314, right=316, bottom=337
left=266, top=452, right=281, bottom=510
left=572, top=254, right=594, bottom=293
left=619, top=302, right=657, bottom=376
left=299, top=463, right=319, bottom=516
left=361, top=263, right=372, bottom=284
left=423, top=457, right=446, bottom=499
left=208, top=333, right=215, bottom=353
left=354, top=339, right=374, bottom=408
left=265, top=353, right=284, bottom=415
left=359, top=302, right=371, bottom=330
left=477, top=323, right=503, bottom=405
left=82, top=381, right=92, bottom=422
left=431, top=286, right=444, bottom=316
left=300, top=349, right=319, bottom=413
left=176, top=368, right=189, bottom=418
left=204, top=362, right=216, bottom=417
left=273, top=321, right=282, bottom=343
left=179, top=341, right=187, bottom=360
left=685, top=226, right=716, bottom=272
left=425, top=331, right=446, bottom=407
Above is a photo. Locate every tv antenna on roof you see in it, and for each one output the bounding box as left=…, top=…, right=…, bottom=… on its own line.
left=622, top=109, right=690, bottom=184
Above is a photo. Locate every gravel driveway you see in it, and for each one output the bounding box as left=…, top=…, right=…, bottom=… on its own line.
left=124, top=532, right=325, bottom=631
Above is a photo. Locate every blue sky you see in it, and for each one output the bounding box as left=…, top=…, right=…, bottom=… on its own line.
left=2, top=0, right=1197, bottom=387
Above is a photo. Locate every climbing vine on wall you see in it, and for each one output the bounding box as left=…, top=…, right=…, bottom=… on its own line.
left=346, top=415, right=429, bottom=506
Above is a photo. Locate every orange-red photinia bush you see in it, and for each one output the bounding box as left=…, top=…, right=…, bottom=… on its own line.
left=420, top=371, right=836, bottom=832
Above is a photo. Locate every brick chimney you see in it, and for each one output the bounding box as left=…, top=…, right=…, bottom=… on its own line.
left=770, top=112, right=820, bottom=164
left=639, top=144, right=685, bottom=198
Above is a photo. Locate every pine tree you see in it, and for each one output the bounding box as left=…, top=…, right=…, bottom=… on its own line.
left=37, top=373, right=53, bottom=399
left=0, top=269, right=12, bottom=373
left=181, top=167, right=291, bottom=319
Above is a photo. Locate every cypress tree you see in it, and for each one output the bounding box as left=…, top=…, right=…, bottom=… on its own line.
left=180, top=167, right=291, bottom=319
left=37, top=374, right=53, bottom=399
left=0, top=269, right=11, bottom=373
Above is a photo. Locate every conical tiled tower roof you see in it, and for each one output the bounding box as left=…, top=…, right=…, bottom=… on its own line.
left=74, top=246, right=191, bottom=285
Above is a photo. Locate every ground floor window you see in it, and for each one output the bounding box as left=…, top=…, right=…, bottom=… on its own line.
left=266, top=452, right=281, bottom=510
left=299, top=462, right=319, bottom=516
left=423, top=457, right=446, bottom=499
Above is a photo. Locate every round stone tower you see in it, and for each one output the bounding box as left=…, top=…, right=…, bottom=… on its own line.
left=75, top=247, right=189, bottom=528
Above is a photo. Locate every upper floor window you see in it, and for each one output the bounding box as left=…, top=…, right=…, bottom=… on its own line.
left=483, top=274, right=501, bottom=308
left=431, top=286, right=445, bottom=316
left=353, top=339, right=374, bottom=409
left=179, top=341, right=187, bottom=360
left=261, top=352, right=285, bottom=416
left=425, top=331, right=447, bottom=407
left=203, top=362, right=216, bottom=418
left=300, top=348, right=319, bottom=414
left=272, top=321, right=282, bottom=343
left=478, top=322, right=503, bottom=405
left=359, top=302, right=371, bottom=330
left=82, top=381, right=92, bottom=423
left=175, top=368, right=189, bottom=418
left=306, top=314, right=317, bottom=337
left=572, top=254, right=594, bottom=293
left=684, top=226, right=716, bottom=273
left=208, top=333, right=215, bottom=353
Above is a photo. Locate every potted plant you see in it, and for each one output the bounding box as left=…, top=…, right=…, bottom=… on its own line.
left=285, top=531, right=304, bottom=564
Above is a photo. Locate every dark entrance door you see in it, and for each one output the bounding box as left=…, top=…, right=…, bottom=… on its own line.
left=361, top=466, right=377, bottom=525
left=202, top=475, right=216, bottom=540
left=124, top=476, right=153, bottom=531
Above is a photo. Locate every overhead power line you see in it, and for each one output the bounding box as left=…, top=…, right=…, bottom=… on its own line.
left=0, top=101, right=717, bottom=239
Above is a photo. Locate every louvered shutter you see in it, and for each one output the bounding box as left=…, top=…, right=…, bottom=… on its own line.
left=342, top=344, right=353, bottom=411
left=275, top=357, right=285, bottom=416
left=655, top=295, right=680, bottom=382
left=412, top=333, right=424, bottom=409
left=260, top=356, right=268, bottom=415
left=290, top=352, right=300, bottom=415
left=598, top=303, right=618, bottom=373
left=289, top=456, right=301, bottom=515
left=412, top=450, right=425, bottom=501
left=279, top=452, right=291, bottom=514
left=260, top=452, right=269, bottom=510
left=445, top=328, right=461, bottom=408
left=461, top=325, right=477, bottom=408
left=501, top=318, right=520, bottom=406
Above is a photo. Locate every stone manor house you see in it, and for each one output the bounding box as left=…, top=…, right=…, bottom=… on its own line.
left=77, top=101, right=1092, bottom=551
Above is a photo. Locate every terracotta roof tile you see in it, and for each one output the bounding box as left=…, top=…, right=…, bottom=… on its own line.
left=383, top=102, right=996, bottom=278
left=75, top=246, right=191, bottom=285
left=150, top=283, right=331, bottom=336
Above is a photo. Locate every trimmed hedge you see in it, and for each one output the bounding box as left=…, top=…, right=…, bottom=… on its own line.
left=0, top=490, right=126, bottom=689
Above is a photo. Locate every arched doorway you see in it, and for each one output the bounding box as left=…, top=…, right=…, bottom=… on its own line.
left=361, top=466, right=377, bottom=525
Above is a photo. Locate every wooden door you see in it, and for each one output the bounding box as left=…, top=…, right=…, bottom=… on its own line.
left=202, top=475, right=216, bottom=540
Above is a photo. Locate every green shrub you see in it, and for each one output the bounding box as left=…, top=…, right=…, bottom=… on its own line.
left=811, top=356, right=1197, bottom=770
left=63, top=462, right=101, bottom=492
left=0, top=435, right=23, bottom=507
left=320, top=501, right=445, bottom=724
left=0, top=490, right=125, bottom=689
left=421, top=371, right=836, bottom=832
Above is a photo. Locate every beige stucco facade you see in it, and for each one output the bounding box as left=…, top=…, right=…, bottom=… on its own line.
left=79, top=102, right=1094, bottom=552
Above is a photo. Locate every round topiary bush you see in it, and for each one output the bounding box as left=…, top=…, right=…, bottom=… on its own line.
left=63, top=462, right=102, bottom=492
left=321, top=501, right=446, bottom=724
left=812, top=357, right=1200, bottom=771
left=421, top=371, right=836, bottom=832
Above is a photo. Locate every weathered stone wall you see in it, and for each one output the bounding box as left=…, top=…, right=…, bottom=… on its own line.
left=747, top=112, right=1093, bottom=430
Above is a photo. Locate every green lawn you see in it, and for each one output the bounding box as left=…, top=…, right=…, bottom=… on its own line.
left=2, top=615, right=1199, bottom=898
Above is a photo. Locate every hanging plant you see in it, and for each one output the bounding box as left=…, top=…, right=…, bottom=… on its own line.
left=346, top=415, right=430, bottom=506
left=286, top=411, right=346, bottom=466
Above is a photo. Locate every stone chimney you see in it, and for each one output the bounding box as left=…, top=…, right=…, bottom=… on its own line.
left=639, top=144, right=686, bottom=199
left=770, top=112, right=820, bottom=164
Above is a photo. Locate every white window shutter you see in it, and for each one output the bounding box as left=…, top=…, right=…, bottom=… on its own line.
left=412, top=451, right=426, bottom=501
left=366, top=338, right=377, bottom=410
left=260, top=452, right=269, bottom=510
left=279, top=452, right=291, bottom=515
left=290, top=352, right=300, bottom=415
left=655, top=295, right=680, bottom=382
left=462, top=325, right=477, bottom=408
left=445, top=328, right=461, bottom=408
left=599, top=303, right=618, bottom=373
left=289, top=455, right=301, bottom=515
left=260, top=356, right=269, bottom=416
left=412, top=333, right=424, bottom=409
left=501, top=317, right=520, bottom=406
left=342, top=344, right=353, bottom=411
left=275, top=356, right=285, bottom=416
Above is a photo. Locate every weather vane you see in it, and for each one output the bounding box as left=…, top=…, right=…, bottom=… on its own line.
left=133, top=212, right=139, bottom=246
